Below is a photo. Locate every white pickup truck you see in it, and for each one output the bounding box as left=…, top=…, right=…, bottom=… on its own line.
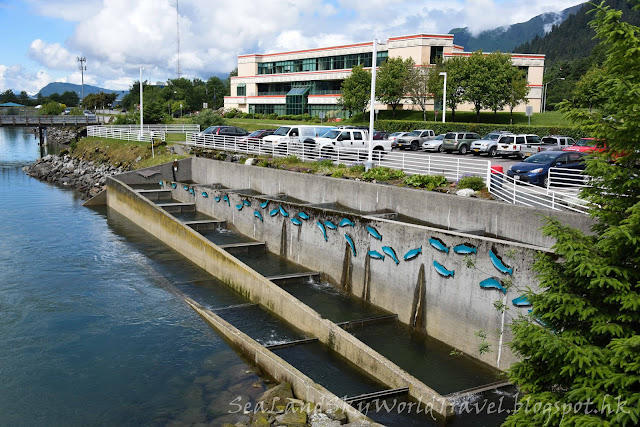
left=262, top=125, right=334, bottom=153
left=519, top=135, right=576, bottom=158
left=314, top=129, right=392, bottom=158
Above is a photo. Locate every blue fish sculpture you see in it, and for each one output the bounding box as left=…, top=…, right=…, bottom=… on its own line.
left=339, top=218, right=355, bottom=228
left=453, top=244, right=477, bottom=255
left=270, top=208, right=279, bottom=217
left=222, top=195, right=230, bottom=206
left=480, top=277, right=507, bottom=293
left=404, top=246, right=422, bottom=261
left=242, top=200, right=251, bottom=207
left=236, top=204, right=243, bottom=211
left=324, top=221, right=337, bottom=230
left=189, top=188, right=195, bottom=195
left=298, top=212, right=310, bottom=220
left=344, top=234, right=357, bottom=257
left=291, top=218, right=302, bottom=226
left=366, top=226, right=382, bottom=241
left=254, top=211, right=263, bottom=222
left=183, top=185, right=188, bottom=190
left=171, top=183, right=177, bottom=189
left=382, top=246, right=399, bottom=265
left=214, top=196, right=221, bottom=202
left=433, top=261, right=454, bottom=278
left=317, top=221, right=328, bottom=242
left=429, top=238, right=449, bottom=254
left=279, top=206, right=289, bottom=217
left=368, top=250, right=385, bottom=261
left=489, top=250, right=513, bottom=275
left=260, top=200, right=269, bottom=209
left=202, top=192, right=208, bottom=198
left=159, top=181, right=164, bottom=187
left=512, top=295, right=531, bottom=307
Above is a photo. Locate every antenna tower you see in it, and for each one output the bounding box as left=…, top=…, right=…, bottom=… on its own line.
left=176, top=0, right=181, bottom=78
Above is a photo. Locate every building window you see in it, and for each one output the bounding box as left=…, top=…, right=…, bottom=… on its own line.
left=236, top=85, right=246, bottom=96
left=430, top=46, right=443, bottom=64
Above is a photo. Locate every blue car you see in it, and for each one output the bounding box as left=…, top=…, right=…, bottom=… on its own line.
left=506, top=151, right=587, bottom=187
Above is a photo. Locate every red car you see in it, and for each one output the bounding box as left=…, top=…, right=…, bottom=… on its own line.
left=563, top=138, right=607, bottom=153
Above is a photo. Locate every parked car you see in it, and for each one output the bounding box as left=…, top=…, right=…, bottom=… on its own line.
left=396, top=129, right=436, bottom=151
left=497, top=134, right=540, bottom=158
left=470, top=131, right=511, bottom=157
left=192, top=125, right=249, bottom=143
left=442, top=132, right=481, bottom=154
left=506, top=151, right=588, bottom=187
left=263, top=125, right=335, bottom=153
left=563, top=137, right=607, bottom=153
left=62, top=108, right=71, bottom=115
left=373, top=131, right=389, bottom=140
left=389, top=132, right=410, bottom=148
left=83, top=110, right=96, bottom=118
left=238, top=129, right=276, bottom=146
left=314, top=129, right=391, bottom=159
left=422, top=134, right=446, bottom=152
left=520, top=135, right=576, bottom=158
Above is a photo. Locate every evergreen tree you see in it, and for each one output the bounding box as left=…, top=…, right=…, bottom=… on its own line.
left=505, top=2, right=640, bottom=425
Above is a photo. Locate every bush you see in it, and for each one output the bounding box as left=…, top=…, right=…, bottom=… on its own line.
left=190, top=109, right=226, bottom=128
left=314, top=158, right=334, bottom=168
left=331, top=169, right=345, bottom=178
left=457, top=175, right=486, bottom=191
left=363, top=166, right=406, bottom=182
left=404, top=174, right=448, bottom=190
left=349, top=163, right=366, bottom=173
left=224, top=108, right=240, bottom=118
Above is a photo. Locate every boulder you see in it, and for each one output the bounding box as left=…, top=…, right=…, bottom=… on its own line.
left=257, top=382, right=294, bottom=409
left=275, top=410, right=307, bottom=426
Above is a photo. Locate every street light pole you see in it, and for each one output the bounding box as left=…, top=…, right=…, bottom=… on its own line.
left=139, top=67, right=152, bottom=158
left=439, top=72, right=447, bottom=123
left=543, top=77, right=565, bottom=113
left=366, top=38, right=378, bottom=170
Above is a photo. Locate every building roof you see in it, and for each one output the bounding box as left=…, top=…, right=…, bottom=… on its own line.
left=0, top=102, right=25, bottom=107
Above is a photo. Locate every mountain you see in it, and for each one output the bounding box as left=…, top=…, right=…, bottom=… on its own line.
left=514, top=0, right=640, bottom=62
left=38, top=82, right=127, bottom=98
left=449, top=3, right=584, bottom=52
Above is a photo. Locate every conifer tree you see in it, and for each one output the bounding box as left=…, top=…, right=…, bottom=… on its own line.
left=505, top=2, right=640, bottom=425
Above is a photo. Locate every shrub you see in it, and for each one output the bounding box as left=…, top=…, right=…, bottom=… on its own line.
left=404, top=174, right=448, bottom=190
left=363, top=166, right=406, bottom=182
left=314, top=158, right=334, bottom=168
left=190, top=109, right=225, bottom=128
left=349, top=163, right=366, bottom=173
left=331, top=169, right=345, bottom=178
left=457, top=175, right=486, bottom=191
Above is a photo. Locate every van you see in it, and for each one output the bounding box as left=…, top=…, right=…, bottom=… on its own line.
left=497, top=134, right=540, bottom=158
left=262, top=125, right=334, bottom=153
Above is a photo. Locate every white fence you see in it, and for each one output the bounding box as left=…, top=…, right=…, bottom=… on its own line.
left=547, top=166, right=592, bottom=191
left=109, top=124, right=200, bottom=133
left=183, top=132, right=492, bottom=184
left=87, top=125, right=163, bottom=143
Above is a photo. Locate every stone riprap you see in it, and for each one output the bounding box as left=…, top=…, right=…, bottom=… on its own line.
left=23, top=154, right=126, bottom=199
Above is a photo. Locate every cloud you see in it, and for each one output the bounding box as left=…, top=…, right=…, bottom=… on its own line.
left=28, top=39, right=77, bottom=70
left=0, top=64, right=57, bottom=95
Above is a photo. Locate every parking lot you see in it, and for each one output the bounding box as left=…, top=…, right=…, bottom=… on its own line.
left=390, top=148, right=520, bottom=171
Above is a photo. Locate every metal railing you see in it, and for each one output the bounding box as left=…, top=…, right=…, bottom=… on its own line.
left=489, top=170, right=589, bottom=214
left=87, top=125, right=163, bottom=143
left=109, top=124, right=200, bottom=133
left=0, top=115, right=101, bottom=126
left=547, top=167, right=592, bottom=193
left=183, top=132, right=491, bottom=183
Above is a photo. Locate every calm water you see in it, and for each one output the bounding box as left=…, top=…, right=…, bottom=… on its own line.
left=0, top=128, right=264, bottom=425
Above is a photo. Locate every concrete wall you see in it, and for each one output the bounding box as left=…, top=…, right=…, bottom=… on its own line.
left=106, top=176, right=454, bottom=418
left=190, top=157, right=593, bottom=248
left=173, top=177, right=547, bottom=369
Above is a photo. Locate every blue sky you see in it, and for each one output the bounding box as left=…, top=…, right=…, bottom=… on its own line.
left=0, top=0, right=584, bottom=95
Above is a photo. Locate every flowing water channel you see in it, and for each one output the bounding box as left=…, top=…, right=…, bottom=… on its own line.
left=0, top=127, right=518, bottom=426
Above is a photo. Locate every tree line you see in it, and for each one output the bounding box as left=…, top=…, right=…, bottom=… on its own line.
left=338, top=52, right=529, bottom=123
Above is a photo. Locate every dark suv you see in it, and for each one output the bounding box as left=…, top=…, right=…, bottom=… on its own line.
left=193, top=125, right=249, bottom=143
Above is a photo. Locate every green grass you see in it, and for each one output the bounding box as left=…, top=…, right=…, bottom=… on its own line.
left=72, top=137, right=187, bottom=169
left=165, top=133, right=186, bottom=143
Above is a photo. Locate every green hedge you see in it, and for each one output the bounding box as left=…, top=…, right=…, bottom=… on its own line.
left=375, top=120, right=587, bottom=139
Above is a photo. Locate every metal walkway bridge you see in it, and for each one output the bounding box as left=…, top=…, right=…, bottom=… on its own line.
left=0, top=115, right=101, bottom=126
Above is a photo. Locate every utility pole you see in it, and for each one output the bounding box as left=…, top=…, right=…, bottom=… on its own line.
left=77, top=57, right=86, bottom=106
left=175, top=0, right=181, bottom=78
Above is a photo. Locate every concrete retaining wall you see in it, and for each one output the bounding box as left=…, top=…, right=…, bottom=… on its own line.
left=106, top=176, right=454, bottom=418
left=191, top=157, right=593, bottom=248
left=173, top=179, right=547, bottom=369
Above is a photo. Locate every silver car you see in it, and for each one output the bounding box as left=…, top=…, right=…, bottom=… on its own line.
left=470, top=131, right=511, bottom=157
left=422, top=134, right=445, bottom=152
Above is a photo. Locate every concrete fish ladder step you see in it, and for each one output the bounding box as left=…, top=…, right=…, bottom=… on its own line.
left=135, top=189, right=172, bottom=201
left=183, top=219, right=226, bottom=231
left=266, top=271, right=321, bottom=285
left=344, top=387, right=410, bottom=405
left=264, top=337, right=319, bottom=351
left=336, top=314, right=398, bottom=330
left=443, top=380, right=512, bottom=399
left=156, top=202, right=195, bottom=213
left=218, top=241, right=266, bottom=255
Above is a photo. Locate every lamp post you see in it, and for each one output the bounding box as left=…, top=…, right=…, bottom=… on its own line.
left=139, top=67, right=152, bottom=158
left=367, top=38, right=387, bottom=170
left=542, top=77, right=565, bottom=113
left=439, top=72, right=447, bottom=123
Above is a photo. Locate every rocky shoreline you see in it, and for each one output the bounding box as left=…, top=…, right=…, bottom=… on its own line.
left=23, top=154, right=127, bottom=199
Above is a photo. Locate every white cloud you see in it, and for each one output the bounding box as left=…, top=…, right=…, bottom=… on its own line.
left=0, top=64, right=57, bottom=95
left=28, top=39, right=77, bottom=70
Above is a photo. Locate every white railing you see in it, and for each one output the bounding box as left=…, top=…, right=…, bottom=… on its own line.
left=489, top=170, right=589, bottom=214
left=0, top=115, right=101, bottom=125
left=547, top=167, right=592, bottom=193
left=87, top=125, right=163, bottom=143
left=183, top=132, right=492, bottom=184
left=109, top=124, right=200, bottom=133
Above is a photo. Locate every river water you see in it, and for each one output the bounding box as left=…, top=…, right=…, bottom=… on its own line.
left=0, top=127, right=263, bottom=425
